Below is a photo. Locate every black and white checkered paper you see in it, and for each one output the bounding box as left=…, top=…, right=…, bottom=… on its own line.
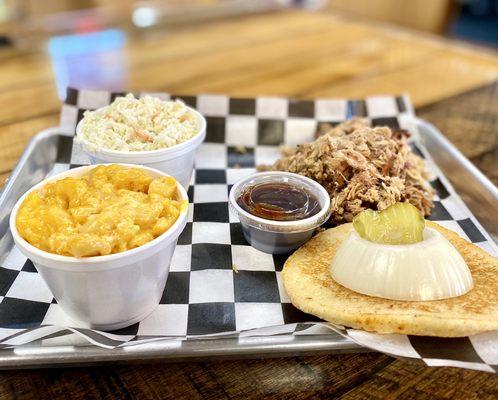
left=0, top=88, right=496, bottom=372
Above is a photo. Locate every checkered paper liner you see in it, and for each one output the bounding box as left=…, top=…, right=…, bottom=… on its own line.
left=0, top=89, right=496, bottom=372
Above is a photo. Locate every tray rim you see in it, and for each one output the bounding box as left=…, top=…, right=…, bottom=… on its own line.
left=0, top=128, right=60, bottom=207
left=0, top=334, right=367, bottom=370
left=415, top=118, right=498, bottom=200
left=0, top=117, right=496, bottom=369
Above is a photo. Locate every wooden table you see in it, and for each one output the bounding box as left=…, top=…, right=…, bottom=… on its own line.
left=0, top=10, right=497, bottom=399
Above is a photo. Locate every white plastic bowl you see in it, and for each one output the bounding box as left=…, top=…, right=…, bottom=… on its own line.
left=10, top=164, right=188, bottom=331
left=75, top=105, right=206, bottom=189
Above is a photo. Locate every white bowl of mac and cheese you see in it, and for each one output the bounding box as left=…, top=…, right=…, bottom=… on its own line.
left=10, top=164, right=188, bottom=331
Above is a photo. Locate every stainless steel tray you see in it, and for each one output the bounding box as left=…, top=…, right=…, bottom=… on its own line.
left=0, top=118, right=495, bottom=369
left=415, top=118, right=497, bottom=242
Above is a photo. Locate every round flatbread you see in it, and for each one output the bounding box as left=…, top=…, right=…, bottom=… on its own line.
left=282, top=221, right=498, bottom=337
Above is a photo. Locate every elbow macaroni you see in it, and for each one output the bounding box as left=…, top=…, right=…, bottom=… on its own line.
left=16, top=165, right=183, bottom=257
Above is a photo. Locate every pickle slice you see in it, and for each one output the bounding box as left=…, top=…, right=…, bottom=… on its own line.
left=353, top=202, right=425, bottom=245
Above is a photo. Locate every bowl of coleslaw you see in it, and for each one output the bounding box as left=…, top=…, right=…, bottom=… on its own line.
left=75, top=94, right=206, bottom=188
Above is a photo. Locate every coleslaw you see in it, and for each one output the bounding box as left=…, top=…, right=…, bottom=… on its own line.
left=75, top=94, right=199, bottom=152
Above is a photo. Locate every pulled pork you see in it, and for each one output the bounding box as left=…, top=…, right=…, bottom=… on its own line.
left=259, top=119, right=434, bottom=224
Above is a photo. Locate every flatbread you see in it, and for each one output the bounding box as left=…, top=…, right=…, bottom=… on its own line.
left=282, top=221, right=498, bottom=337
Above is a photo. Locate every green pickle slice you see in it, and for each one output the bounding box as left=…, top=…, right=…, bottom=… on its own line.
left=353, top=202, right=425, bottom=245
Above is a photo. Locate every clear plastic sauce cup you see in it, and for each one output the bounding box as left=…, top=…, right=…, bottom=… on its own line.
left=229, top=172, right=331, bottom=254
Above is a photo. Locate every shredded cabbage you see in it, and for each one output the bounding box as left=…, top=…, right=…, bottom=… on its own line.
left=76, top=94, right=199, bottom=152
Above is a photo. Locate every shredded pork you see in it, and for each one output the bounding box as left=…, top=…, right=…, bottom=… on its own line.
left=259, top=119, right=434, bottom=224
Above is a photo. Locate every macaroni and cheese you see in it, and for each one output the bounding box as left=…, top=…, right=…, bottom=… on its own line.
left=16, top=165, right=184, bottom=257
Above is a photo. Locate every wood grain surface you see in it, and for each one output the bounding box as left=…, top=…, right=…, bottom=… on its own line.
left=1, top=10, right=498, bottom=184
left=0, top=351, right=497, bottom=399
left=417, top=81, right=498, bottom=186
left=0, top=10, right=497, bottom=400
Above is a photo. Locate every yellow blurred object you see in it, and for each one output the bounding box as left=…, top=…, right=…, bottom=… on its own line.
left=16, top=165, right=181, bottom=257
left=16, top=0, right=92, bottom=15
left=327, top=0, right=454, bottom=34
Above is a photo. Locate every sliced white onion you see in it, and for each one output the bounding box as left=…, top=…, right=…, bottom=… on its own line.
left=330, top=228, right=473, bottom=301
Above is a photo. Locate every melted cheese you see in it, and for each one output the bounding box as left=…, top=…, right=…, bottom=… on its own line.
left=16, top=165, right=182, bottom=257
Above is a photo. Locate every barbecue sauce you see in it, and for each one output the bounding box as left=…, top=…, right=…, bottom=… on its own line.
left=236, top=183, right=320, bottom=221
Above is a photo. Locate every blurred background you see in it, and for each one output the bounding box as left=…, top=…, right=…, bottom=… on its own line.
left=0, top=0, right=497, bottom=98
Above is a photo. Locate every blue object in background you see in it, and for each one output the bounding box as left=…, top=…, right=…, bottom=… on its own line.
left=451, top=0, right=498, bottom=46
left=48, top=29, right=127, bottom=100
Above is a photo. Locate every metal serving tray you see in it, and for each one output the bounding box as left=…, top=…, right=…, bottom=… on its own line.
left=0, top=117, right=495, bottom=369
